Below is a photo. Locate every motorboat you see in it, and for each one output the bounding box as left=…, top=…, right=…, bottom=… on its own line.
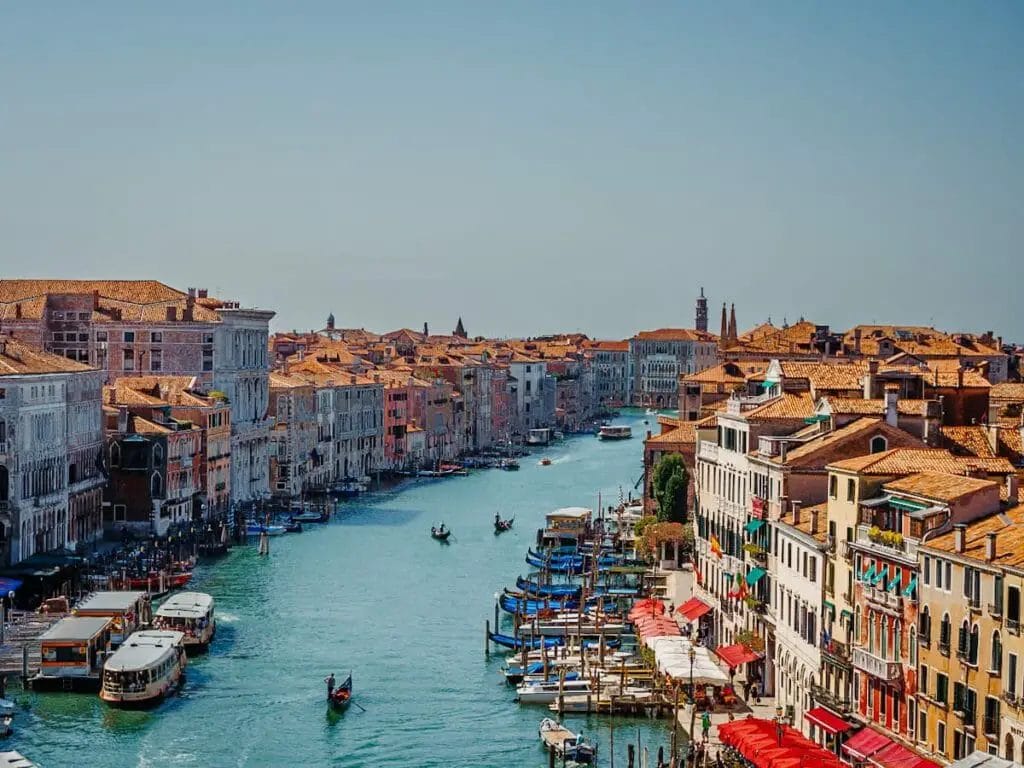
left=290, top=509, right=329, bottom=523
left=99, top=631, right=186, bottom=708
left=538, top=458, right=552, bottom=467
left=430, top=526, right=451, bottom=542
left=539, top=718, right=596, bottom=763
left=516, top=679, right=592, bottom=705
left=598, top=425, right=632, bottom=440
left=246, top=523, right=286, bottom=537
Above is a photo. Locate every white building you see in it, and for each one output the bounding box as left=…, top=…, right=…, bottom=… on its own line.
left=0, top=338, right=104, bottom=565
left=213, top=307, right=275, bottom=505
left=630, top=329, right=718, bottom=408
left=508, top=358, right=548, bottom=435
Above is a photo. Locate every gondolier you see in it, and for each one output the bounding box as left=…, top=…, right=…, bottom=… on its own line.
left=325, top=673, right=336, bottom=698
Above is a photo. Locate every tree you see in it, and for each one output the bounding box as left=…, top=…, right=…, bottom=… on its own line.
left=652, top=454, right=689, bottom=523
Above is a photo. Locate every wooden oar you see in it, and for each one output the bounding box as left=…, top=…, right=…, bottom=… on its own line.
left=350, top=700, right=367, bottom=713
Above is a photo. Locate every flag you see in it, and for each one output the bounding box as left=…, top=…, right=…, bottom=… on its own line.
left=737, top=572, right=748, bottom=599
left=710, top=534, right=723, bottom=559
left=691, top=557, right=703, bottom=585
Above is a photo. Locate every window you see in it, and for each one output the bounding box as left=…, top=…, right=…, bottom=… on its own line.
left=150, top=331, right=162, bottom=343
left=1009, top=653, right=1018, bottom=695
left=847, top=478, right=855, bottom=502
left=109, top=444, right=121, bottom=467
left=970, top=624, right=980, bottom=666
left=871, top=435, right=888, bottom=453
left=96, top=330, right=108, bottom=342
left=829, top=475, right=837, bottom=499
left=924, top=557, right=931, bottom=585
left=1009, top=587, right=1021, bottom=624
left=123, top=349, right=134, bottom=371
left=936, top=673, right=949, bottom=705
left=113, top=504, right=126, bottom=522
left=150, top=349, right=162, bottom=372
left=919, top=711, right=927, bottom=744
left=123, top=331, right=135, bottom=343
left=919, top=665, right=928, bottom=696
left=946, top=562, right=952, bottom=589
left=936, top=560, right=944, bottom=589
left=53, top=332, right=65, bottom=342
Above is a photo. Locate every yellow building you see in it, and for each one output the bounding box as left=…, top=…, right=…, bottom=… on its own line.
left=917, top=492, right=1024, bottom=763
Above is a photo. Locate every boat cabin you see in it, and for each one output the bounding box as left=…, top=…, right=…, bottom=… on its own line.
left=154, top=592, right=215, bottom=652
left=33, top=616, right=113, bottom=691
left=542, top=507, right=592, bottom=548
left=100, top=630, right=186, bottom=708
left=74, top=591, right=150, bottom=648
left=527, top=428, right=552, bottom=445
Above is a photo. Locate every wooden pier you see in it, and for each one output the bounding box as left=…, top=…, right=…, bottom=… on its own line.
left=0, top=609, right=65, bottom=681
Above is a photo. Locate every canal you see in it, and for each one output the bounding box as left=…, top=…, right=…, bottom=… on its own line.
left=15, top=410, right=672, bottom=767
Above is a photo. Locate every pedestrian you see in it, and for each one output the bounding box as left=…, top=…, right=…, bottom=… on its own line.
left=754, top=680, right=762, bottom=705
left=701, top=710, right=712, bottom=742
left=728, top=666, right=736, bottom=683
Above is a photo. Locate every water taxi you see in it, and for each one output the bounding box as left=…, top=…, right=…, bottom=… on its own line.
left=154, top=592, right=216, bottom=653
left=31, top=615, right=113, bottom=692
left=516, top=678, right=593, bottom=704
left=539, top=718, right=596, bottom=763
left=598, top=425, right=632, bottom=440
left=100, top=630, right=186, bottom=708
left=74, top=591, right=150, bottom=648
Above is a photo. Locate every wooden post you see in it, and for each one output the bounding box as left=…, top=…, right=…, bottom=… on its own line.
left=558, top=667, right=565, bottom=715
left=494, top=600, right=499, bottom=633
left=628, top=744, right=636, bottom=768
left=610, top=721, right=615, bottom=768
left=485, top=620, right=490, bottom=656
left=21, top=644, right=28, bottom=684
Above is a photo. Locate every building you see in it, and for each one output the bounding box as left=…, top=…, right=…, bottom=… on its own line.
left=630, top=329, right=718, bottom=408
left=0, top=338, right=105, bottom=565
left=0, top=281, right=274, bottom=506
left=589, top=341, right=632, bottom=407
left=268, top=372, right=316, bottom=499
left=916, top=480, right=1023, bottom=762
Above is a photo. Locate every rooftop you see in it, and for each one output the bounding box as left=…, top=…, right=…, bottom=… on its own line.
left=828, top=448, right=1015, bottom=476
left=75, top=591, right=147, bottom=613
left=104, top=630, right=184, bottom=672
left=883, top=471, right=999, bottom=503
left=0, top=337, right=94, bottom=375
left=921, top=504, right=1024, bottom=567
left=39, top=616, right=111, bottom=642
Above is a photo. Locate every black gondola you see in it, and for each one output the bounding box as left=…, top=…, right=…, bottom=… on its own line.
left=430, top=526, right=451, bottom=541
left=493, top=516, right=514, bottom=534
left=282, top=520, right=303, bottom=533
left=328, top=673, right=353, bottom=711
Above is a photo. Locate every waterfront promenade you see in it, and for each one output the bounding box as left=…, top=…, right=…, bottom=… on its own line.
left=9, top=412, right=665, bottom=767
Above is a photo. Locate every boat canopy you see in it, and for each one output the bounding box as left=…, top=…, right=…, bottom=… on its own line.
left=104, top=631, right=184, bottom=673
left=39, top=616, right=111, bottom=643
left=156, top=592, right=214, bottom=620
left=76, top=591, right=147, bottom=613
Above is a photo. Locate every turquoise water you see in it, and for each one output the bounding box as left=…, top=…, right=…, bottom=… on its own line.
left=13, top=410, right=671, bottom=767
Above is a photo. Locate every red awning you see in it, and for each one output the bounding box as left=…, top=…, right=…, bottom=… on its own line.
left=716, top=643, right=762, bottom=668
left=870, top=742, right=942, bottom=768
left=804, top=707, right=853, bottom=735
left=843, top=728, right=892, bottom=761
left=678, top=597, right=713, bottom=621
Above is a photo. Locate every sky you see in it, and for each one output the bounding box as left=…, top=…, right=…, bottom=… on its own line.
left=1, top=2, right=1021, bottom=340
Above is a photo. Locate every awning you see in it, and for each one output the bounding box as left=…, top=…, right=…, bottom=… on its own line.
left=870, top=741, right=943, bottom=768
left=902, top=577, right=918, bottom=597
left=0, top=577, right=23, bottom=594
left=861, top=564, right=876, bottom=582
left=823, top=600, right=836, bottom=614
left=744, top=519, right=765, bottom=535
left=716, top=644, right=762, bottom=668
left=746, top=567, right=767, bottom=585
left=871, top=567, right=888, bottom=586
left=678, top=597, right=713, bottom=622
left=887, top=573, right=901, bottom=592
left=889, top=497, right=927, bottom=512
left=841, top=609, right=853, bottom=622
left=843, top=728, right=893, bottom=760
left=804, top=707, right=854, bottom=735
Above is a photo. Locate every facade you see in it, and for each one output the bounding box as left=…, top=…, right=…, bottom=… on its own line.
left=508, top=359, right=548, bottom=434
left=589, top=341, right=632, bottom=407
left=630, top=329, right=718, bottom=408
left=268, top=373, right=316, bottom=499
left=0, top=338, right=105, bottom=566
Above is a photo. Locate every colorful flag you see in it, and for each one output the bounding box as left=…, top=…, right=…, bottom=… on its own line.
left=710, top=534, right=723, bottom=559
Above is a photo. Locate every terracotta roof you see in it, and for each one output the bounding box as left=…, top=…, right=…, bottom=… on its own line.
left=779, top=361, right=867, bottom=391
left=0, top=338, right=95, bottom=375
left=842, top=325, right=1003, bottom=358
left=766, top=418, right=924, bottom=468
left=828, top=448, right=1015, bottom=476
left=883, top=471, right=998, bottom=503
left=744, top=392, right=816, bottom=420
left=991, top=383, right=1024, bottom=403
left=778, top=502, right=829, bottom=543
left=823, top=397, right=931, bottom=417
left=633, top=328, right=716, bottom=342
left=941, top=426, right=997, bottom=458
left=269, top=372, right=312, bottom=389
left=685, top=361, right=768, bottom=385
left=921, top=504, right=1024, bottom=565
left=646, top=423, right=697, bottom=446
left=723, top=321, right=820, bottom=354
left=588, top=340, right=630, bottom=352
left=924, top=366, right=992, bottom=388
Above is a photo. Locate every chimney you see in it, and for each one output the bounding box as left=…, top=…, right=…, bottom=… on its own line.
left=350, top=375, right=356, bottom=385
left=92, top=290, right=100, bottom=310
left=184, top=293, right=195, bottom=322
left=780, top=441, right=788, bottom=463
left=792, top=500, right=802, bottom=525
left=986, top=532, right=997, bottom=562
left=957, top=364, right=965, bottom=389
left=117, top=405, right=129, bottom=434
left=0, top=338, right=5, bottom=356
left=1008, top=475, right=1020, bottom=504
left=297, top=349, right=305, bottom=361
left=187, top=287, right=196, bottom=298
left=854, top=328, right=862, bottom=355
left=884, top=385, right=899, bottom=427
left=424, top=322, right=429, bottom=336
left=954, top=524, right=966, bottom=554
left=373, top=374, right=380, bottom=384
left=864, top=360, right=879, bottom=399
left=166, top=306, right=177, bottom=322
left=198, top=289, right=208, bottom=299
left=13, top=303, right=21, bottom=319
left=810, top=507, right=820, bottom=535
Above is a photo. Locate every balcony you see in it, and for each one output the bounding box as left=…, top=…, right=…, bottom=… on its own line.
left=855, top=524, right=918, bottom=564
left=968, top=596, right=982, bottom=614
left=918, top=631, right=931, bottom=649
left=1009, top=618, right=1021, bottom=636
left=821, top=639, right=853, bottom=669
left=0, top=440, right=7, bottom=456
left=841, top=541, right=854, bottom=562
left=1002, top=691, right=1020, bottom=709
left=865, top=586, right=904, bottom=614
left=939, top=640, right=951, bottom=656
left=852, top=647, right=902, bottom=681
left=811, top=684, right=853, bottom=715
left=989, top=602, right=1003, bottom=619
left=698, top=441, right=719, bottom=462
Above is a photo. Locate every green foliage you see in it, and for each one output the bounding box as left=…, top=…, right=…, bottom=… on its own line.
left=735, top=629, right=765, bottom=653
left=652, top=454, right=689, bottom=524
left=868, top=526, right=904, bottom=549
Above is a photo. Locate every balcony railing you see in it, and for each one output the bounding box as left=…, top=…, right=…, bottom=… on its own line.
left=697, top=441, right=719, bottom=462
left=810, top=684, right=853, bottom=715
left=853, top=647, right=902, bottom=681
left=866, top=586, right=903, bottom=613
left=968, top=596, right=982, bottom=614
left=821, top=639, right=853, bottom=667
left=989, top=602, right=1003, bottom=619
left=1008, top=618, right=1021, bottom=635
left=939, top=640, right=951, bottom=656
left=841, top=541, right=853, bottom=562
left=918, top=631, right=931, bottom=648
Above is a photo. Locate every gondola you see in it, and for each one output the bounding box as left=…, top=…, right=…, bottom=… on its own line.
left=290, top=510, right=329, bottom=523
left=487, top=631, right=564, bottom=651
left=515, top=577, right=581, bottom=599
left=328, top=673, right=353, bottom=712
left=430, top=526, right=452, bottom=542
left=494, top=516, right=514, bottom=534
left=282, top=520, right=303, bottom=533
left=500, top=591, right=578, bottom=615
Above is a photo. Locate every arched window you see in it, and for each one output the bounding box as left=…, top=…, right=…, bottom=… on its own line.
left=992, top=631, right=1003, bottom=673
left=151, top=471, right=163, bottom=498
left=881, top=617, right=889, bottom=659
left=869, top=615, right=876, bottom=654
left=110, top=443, right=121, bottom=467
left=870, top=436, right=888, bottom=454
left=894, top=620, right=903, bottom=662
left=1005, top=734, right=1014, bottom=761
left=958, top=620, right=970, bottom=658
left=855, top=606, right=861, bottom=641
left=940, top=613, right=951, bottom=651
left=153, top=443, right=163, bottom=465
left=970, top=624, right=980, bottom=666
left=920, top=606, right=931, bottom=642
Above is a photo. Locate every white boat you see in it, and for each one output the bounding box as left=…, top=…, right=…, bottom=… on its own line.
left=246, top=523, right=286, bottom=536
left=74, top=591, right=150, bottom=648
left=539, top=718, right=596, bottom=763
left=0, top=751, right=38, bottom=768
left=100, top=630, right=186, bottom=708
left=645, top=408, right=657, bottom=415
left=154, top=592, right=216, bottom=652
left=516, top=679, right=593, bottom=704
left=598, top=425, right=632, bottom=440
left=32, top=615, right=113, bottom=691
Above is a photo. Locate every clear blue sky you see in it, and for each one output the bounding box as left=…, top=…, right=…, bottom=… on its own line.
left=1, top=2, right=1021, bottom=340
